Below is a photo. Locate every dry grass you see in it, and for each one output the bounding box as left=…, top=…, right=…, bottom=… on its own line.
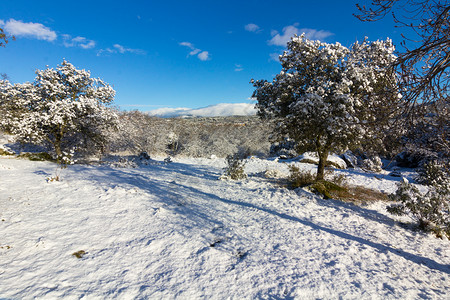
left=0, top=148, right=14, bottom=156
left=329, top=185, right=390, bottom=205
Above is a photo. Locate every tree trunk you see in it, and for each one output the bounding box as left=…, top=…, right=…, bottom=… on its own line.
left=316, top=150, right=329, bottom=181
left=54, top=126, right=64, bottom=163
left=54, top=135, right=63, bottom=163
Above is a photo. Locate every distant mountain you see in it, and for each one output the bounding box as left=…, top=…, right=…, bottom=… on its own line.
left=147, top=103, right=257, bottom=118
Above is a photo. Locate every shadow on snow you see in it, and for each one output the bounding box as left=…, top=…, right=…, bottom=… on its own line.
left=73, top=160, right=449, bottom=275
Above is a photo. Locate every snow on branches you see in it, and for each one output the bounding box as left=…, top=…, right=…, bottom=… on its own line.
left=0, top=60, right=118, bottom=161
left=252, top=34, right=401, bottom=180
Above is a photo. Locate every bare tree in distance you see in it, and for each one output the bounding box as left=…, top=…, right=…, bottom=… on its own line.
left=355, top=1, right=449, bottom=109
left=1, top=27, right=15, bottom=80
left=0, top=27, right=15, bottom=47
left=355, top=0, right=449, bottom=158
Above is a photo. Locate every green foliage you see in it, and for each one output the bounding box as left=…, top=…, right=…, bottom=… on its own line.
left=223, top=152, right=247, bottom=180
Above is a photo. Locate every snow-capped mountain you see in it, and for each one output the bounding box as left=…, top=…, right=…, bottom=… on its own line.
left=147, top=103, right=257, bottom=118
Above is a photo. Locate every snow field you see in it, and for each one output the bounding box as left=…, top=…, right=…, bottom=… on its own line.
left=0, top=156, right=449, bottom=299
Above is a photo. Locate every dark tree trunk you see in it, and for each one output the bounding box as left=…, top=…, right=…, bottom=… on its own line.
left=53, top=125, right=64, bottom=163
left=316, top=150, right=329, bottom=181
left=54, top=136, right=62, bottom=162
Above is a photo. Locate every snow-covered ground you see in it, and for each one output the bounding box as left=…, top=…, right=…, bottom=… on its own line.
left=0, top=154, right=449, bottom=299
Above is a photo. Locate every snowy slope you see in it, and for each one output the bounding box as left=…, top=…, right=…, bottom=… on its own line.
left=0, top=156, right=449, bottom=299
left=147, top=103, right=257, bottom=118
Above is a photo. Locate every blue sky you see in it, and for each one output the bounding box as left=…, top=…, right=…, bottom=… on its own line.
left=0, top=0, right=401, bottom=111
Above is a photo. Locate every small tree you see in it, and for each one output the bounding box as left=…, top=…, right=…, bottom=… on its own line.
left=222, top=152, right=247, bottom=180
left=252, top=35, right=400, bottom=180
left=1, top=60, right=118, bottom=161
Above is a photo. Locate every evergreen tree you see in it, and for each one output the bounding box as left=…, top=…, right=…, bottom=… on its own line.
left=0, top=60, right=118, bottom=161
left=252, top=35, right=401, bottom=180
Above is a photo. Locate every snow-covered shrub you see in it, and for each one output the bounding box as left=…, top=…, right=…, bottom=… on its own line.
left=387, top=178, right=449, bottom=238
left=108, top=157, right=139, bottom=169
left=138, top=151, right=151, bottom=160
left=252, top=35, right=401, bottom=180
left=1, top=60, right=118, bottom=162
left=416, top=160, right=450, bottom=188
left=361, top=155, right=383, bottom=172
left=221, top=152, right=247, bottom=180
left=288, top=165, right=315, bottom=189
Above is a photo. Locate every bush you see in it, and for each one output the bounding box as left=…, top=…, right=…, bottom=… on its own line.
left=416, top=160, right=449, bottom=187
left=222, top=152, right=247, bottom=180
left=288, top=165, right=315, bottom=189
left=387, top=179, right=449, bottom=238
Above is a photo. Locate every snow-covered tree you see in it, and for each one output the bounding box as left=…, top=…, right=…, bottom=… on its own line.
left=0, top=80, right=36, bottom=134
left=252, top=35, right=401, bottom=180
left=1, top=60, right=118, bottom=160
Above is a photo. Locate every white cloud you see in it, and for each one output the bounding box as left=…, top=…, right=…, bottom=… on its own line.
left=197, top=51, right=210, bottom=61
left=180, top=42, right=194, bottom=48
left=63, top=34, right=96, bottom=49
left=97, top=44, right=146, bottom=56
left=245, top=23, right=261, bottom=33
left=235, top=64, right=243, bottom=72
left=114, top=44, right=127, bottom=53
left=269, top=24, right=333, bottom=46
left=0, top=18, right=57, bottom=41
left=189, top=49, right=201, bottom=56
left=269, top=53, right=282, bottom=62
left=180, top=41, right=210, bottom=61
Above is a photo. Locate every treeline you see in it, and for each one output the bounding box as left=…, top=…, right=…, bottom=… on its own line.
left=106, top=111, right=273, bottom=158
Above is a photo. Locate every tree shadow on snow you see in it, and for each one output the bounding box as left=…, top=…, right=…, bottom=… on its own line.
left=181, top=183, right=450, bottom=274
left=72, top=161, right=449, bottom=275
